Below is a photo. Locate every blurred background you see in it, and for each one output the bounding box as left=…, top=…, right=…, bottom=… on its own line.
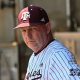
left=0, top=0, right=80, bottom=80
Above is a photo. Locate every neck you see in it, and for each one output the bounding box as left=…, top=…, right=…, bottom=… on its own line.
left=34, top=38, right=54, bottom=56
left=34, top=32, right=54, bottom=55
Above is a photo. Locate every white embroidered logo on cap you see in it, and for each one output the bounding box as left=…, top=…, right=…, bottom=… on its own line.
left=21, top=12, right=30, bottom=20
left=40, top=18, right=45, bottom=22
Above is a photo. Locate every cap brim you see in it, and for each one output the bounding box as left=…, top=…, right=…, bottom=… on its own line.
left=14, top=23, right=30, bottom=29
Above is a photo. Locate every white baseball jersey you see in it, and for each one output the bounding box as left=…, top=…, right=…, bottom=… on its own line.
left=24, top=40, right=80, bottom=80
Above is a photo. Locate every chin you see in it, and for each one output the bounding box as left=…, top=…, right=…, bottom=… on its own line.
left=32, top=48, right=38, bottom=52
left=30, top=47, right=40, bottom=52
left=28, top=44, right=42, bottom=52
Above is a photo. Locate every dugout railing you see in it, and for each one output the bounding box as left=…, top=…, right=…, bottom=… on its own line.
left=54, top=32, right=80, bottom=64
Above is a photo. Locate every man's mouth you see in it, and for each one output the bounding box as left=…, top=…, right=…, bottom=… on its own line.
left=28, top=41, right=35, bottom=42
left=27, top=41, right=36, bottom=44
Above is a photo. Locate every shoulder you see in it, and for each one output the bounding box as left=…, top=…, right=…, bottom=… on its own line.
left=47, top=40, right=70, bottom=56
left=48, top=40, right=77, bottom=66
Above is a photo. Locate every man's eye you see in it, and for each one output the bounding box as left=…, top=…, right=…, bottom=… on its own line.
left=23, top=30, right=26, bottom=32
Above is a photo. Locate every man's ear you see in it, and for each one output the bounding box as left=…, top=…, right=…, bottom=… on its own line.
left=46, top=22, right=51, bottom=34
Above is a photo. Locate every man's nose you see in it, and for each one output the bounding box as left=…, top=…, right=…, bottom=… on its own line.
left=26, top=30, right=32, bottom=39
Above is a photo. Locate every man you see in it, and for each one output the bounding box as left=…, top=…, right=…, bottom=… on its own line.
left=15, top=5, right=80, bottom=80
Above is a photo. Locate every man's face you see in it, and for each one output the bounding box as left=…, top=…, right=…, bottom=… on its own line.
left=20, top=24, right=49, bottom=53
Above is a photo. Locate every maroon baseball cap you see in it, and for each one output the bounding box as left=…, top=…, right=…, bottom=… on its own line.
left=15, top=5, right=49, bottom=29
